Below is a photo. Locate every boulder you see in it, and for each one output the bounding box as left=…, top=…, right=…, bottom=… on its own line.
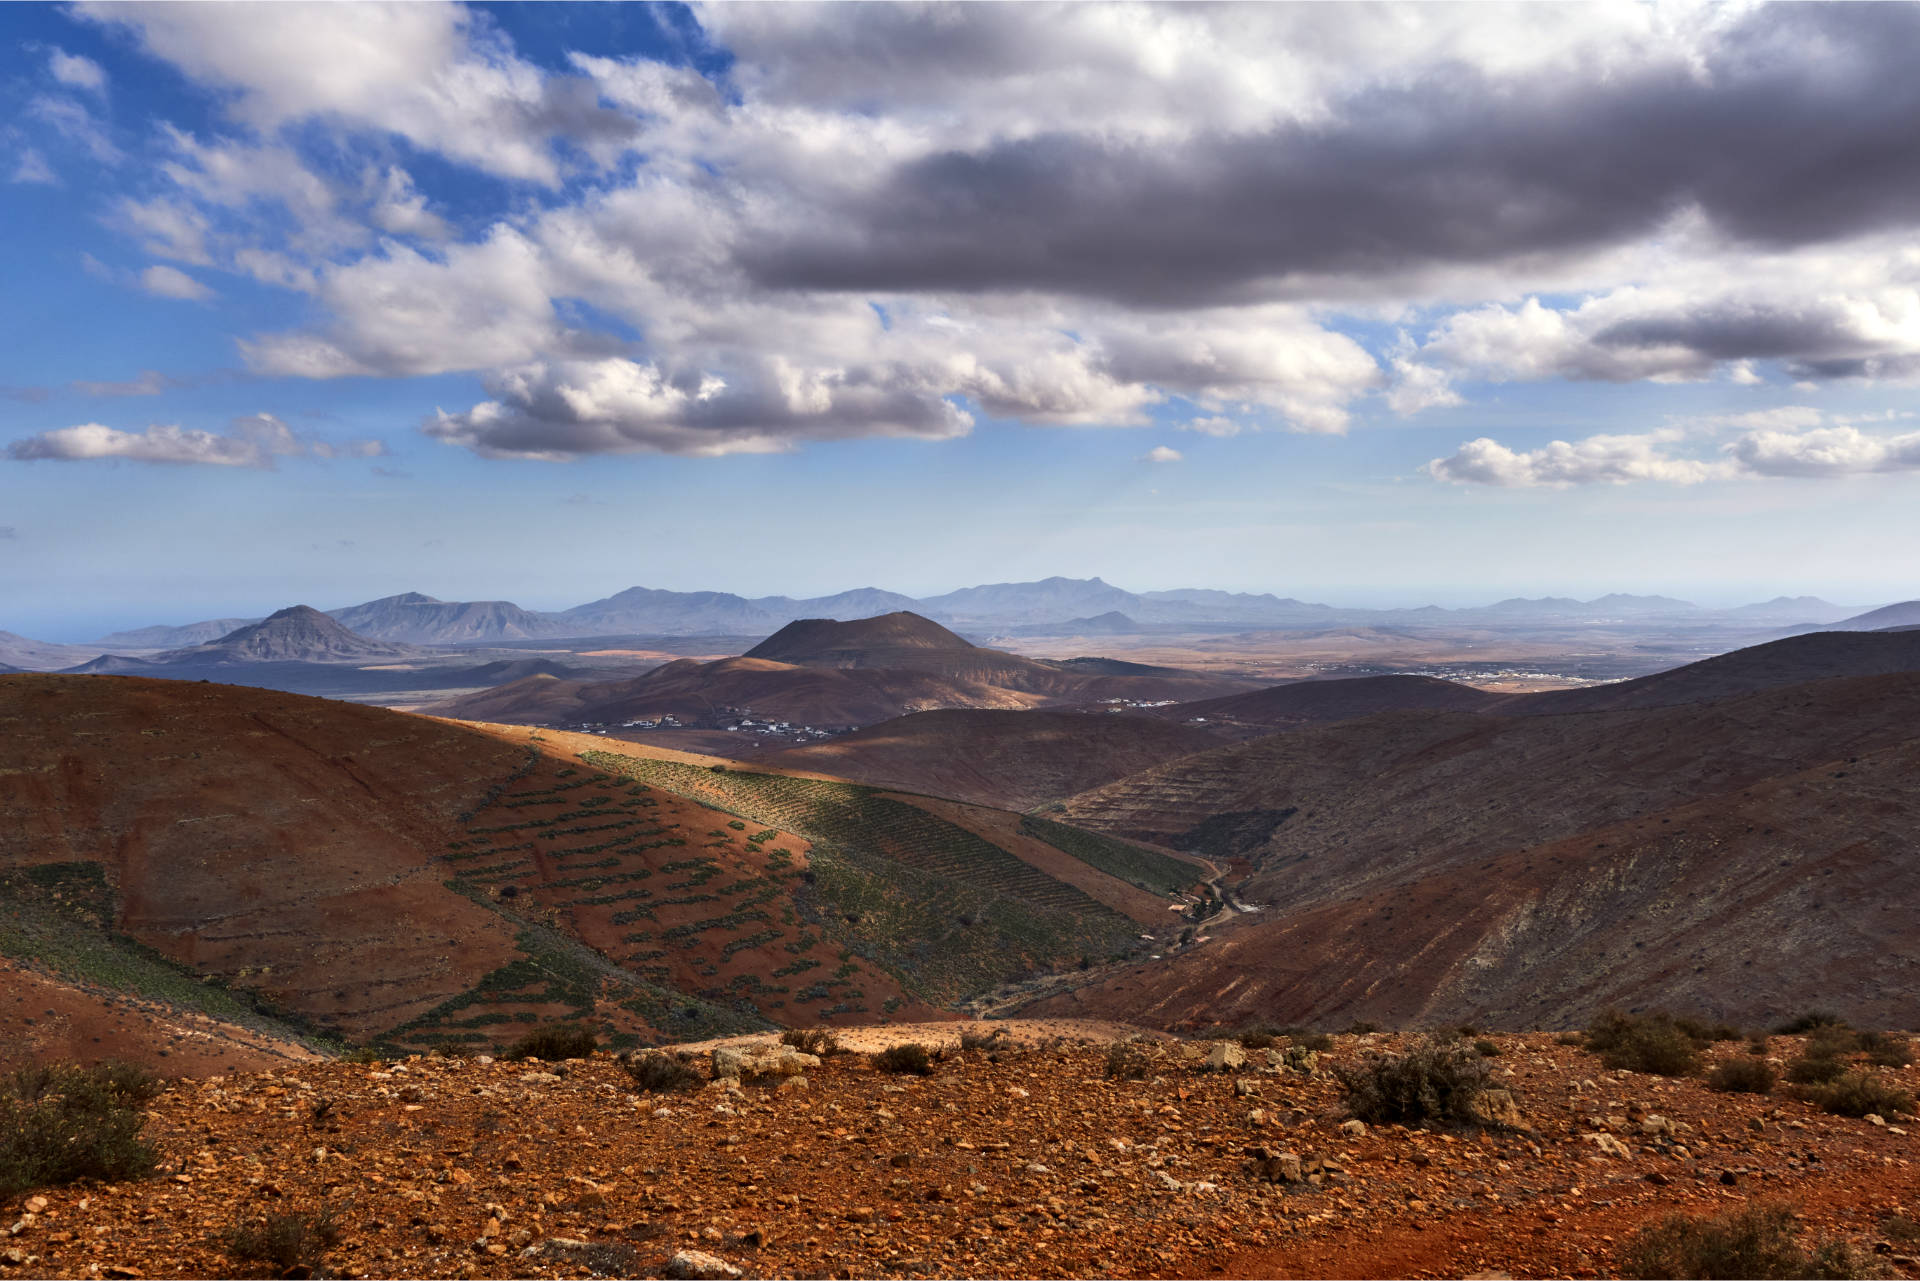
left=1469, top=1088, right=1525, bottom=1130
left=665, top=1249, right=742, bottom=1280
left=1205, top=1041, right=1247, bottom=1072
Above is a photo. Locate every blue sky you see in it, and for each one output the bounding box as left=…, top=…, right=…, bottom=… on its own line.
left=5, top=2, right=1920, bottom=639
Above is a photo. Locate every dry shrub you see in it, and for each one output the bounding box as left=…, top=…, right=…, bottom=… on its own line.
left=958, top=1026, right=1011, bottom=1054
left=1787, top=1054, right=1848, bottom=1085
left=1620, top=1202, right=1875, bottom=1280
left=620, top=1052, right=702, bottom=1093
left=1334, top=1037, right=1493, bottom=1128
left=0, top=1062, right=160, bottom=1196
left=1583, top=1009, right=1701, bottom=1076
left=1857, top=1031, right=1913, bottom=1069
left=780, top=1027, right=842, bottom=1056
left=1706, top=1057, right=1776, bottom=1095
left=873, top=1043, right=934, bottom=1075
left=1800, top=1071, right=1915, bottom=1119
left=1289, top=1029, right=1334, bottom=1054
left=216, top=1203, right=344, bottom=1278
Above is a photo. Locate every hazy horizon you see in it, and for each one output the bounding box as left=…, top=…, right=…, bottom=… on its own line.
left=7, top=2, right=1920, bottom=640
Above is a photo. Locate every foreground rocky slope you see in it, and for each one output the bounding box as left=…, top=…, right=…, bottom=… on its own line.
left=3, top=1026, right=1915, bottom=1280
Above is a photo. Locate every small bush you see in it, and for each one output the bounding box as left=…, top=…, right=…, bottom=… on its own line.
left=1289, top=1030, right=1334, bottom=1054
left=1786, top=1054, right=1848, bottom=1085
left=1673, top=1015, right=1745, bottom=1043
left=1880, top=1212, right=1920, bottom=1245
left=1230, top=1021, right=1284, bottom=1050
left=428, top=1041, right=475, bottom=1059
left=1707, top=1057, right=1776, bottom=1095
left=1801, top=1071, right=1915, bottom=1119
left=1584, top=1009, right=1701, bottom=1076
left=619, top=1052, right=702, bottom=1093
left=873, top=1043, right=934, bottom=1076
left=1857, top=1031, right=1913, bottom=1069
left=780, top=1028, right=842, bottom=1056
left=217, top=1203, right=344, bottom=1277
left=504, top=1024, right=597, bottom=1062
left=1334, top=1038, right=1493, bottom=1128
left=1620, top=1202, right=1874, bottom=1280
left=1805, top=1024, right=1863, bottom=1059
left=1104, top=1040, right=1156, bottom=1080
left=1747, top=1036, right=1771, bottom=1056
left=1777, top=1010, right=1848, bottom=1035
left=1555, top=1031, right=1586, bottom=1047
left=0, top=1062, right=160, bottom=1196
left=958, top=1026, right=1009, bottom=1054
left=1474, top=1039, right=1501, bottom=1058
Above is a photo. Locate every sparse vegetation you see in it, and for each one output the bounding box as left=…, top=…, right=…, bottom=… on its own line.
left=503, top=1023, right=598, bottom=1062
left=1777, top=1010, right=1849, bottom=1035
left=959, top=1025, right=1011, bottom=1054
left=1800, top=1071, right=1915, bottom=1119
left=1290, top=1030, right=1334, bottom=1054
left=1620, top=1202, right=1876, bottom=1280
left=1707, top=1056, right=1777, bottom=1094
left=781, top=1027, right=842, bottom=1056
left=1334, top=1037, right=1494, bottom=1128
left=1474, top=1038, right=1501, bottom=1057
left=1857, top=1030, right=1913, bottom=1068
left=0, top=1061, right=161, bottom=1196
left=1787, top=1054, right=1848, bottom=1085
left=619, top=1052, right=703, bottom=1093
left=215, top=1203, right=344, bottom=1278
left=873, top=1043, right=935, bottom=1075
left=1582, top=1009, right=1702, bottom=1076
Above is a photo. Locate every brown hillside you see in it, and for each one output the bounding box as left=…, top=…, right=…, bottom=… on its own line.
left=1026, top=671, right=1920, bottom=1029
left=0, top=674, right=942, bottom=1051
left=762, top=708, right=1226, bottom=810
left=1163, top=672, right=1499, bottom=733
left=745, top=610, right=974, bottom=664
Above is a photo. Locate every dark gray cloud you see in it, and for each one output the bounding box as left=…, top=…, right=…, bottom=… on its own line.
left=738, top=5, right=1920, bottom=307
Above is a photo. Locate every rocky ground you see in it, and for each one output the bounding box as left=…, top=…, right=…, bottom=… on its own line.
left=4, top=1023, right=1917, bottom=1280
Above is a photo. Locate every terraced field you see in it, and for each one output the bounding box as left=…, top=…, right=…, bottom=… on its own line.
left=393, top=757, right=930, bottom=1051
left=578, top=752, right=1149, bottom=1002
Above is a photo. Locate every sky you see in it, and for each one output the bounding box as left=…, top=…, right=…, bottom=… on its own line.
left=5, top=1, right=1920, bottom=639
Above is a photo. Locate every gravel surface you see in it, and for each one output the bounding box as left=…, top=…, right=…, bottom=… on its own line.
left=4, top=1029, right=1917, bottom=1280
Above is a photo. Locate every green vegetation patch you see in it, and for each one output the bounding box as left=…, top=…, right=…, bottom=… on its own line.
left=1018, top=814, right=1198, bottom=896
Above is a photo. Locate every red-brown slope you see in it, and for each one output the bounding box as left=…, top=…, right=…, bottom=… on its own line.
left=429, top=656, right=1048, bottom=729
left=761, top=708, right=1226, bottom=810
left=0, top=675, right=935, bottom=1049
left=1026, top=671, right=1920, bottom=1029
left=1162, top=672, right=1499, bottom=733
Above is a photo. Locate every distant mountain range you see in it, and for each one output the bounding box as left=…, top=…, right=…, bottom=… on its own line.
left=41, top=580, right=1884, bottom=656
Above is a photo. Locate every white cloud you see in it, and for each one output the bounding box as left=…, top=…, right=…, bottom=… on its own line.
left=1726, top=425, right=1920, bottom=478
left=367, top=166, right=448, bottom=240
left=80, top=1, right=636, bottom=185
left=1141, top=445, right=1182, bottom=464
left=139, top=264, right=214, bottom=301
left=1384, top=355, right=1463, bottom=416
left=27, top=95, right=119, bottom=165
left=9, top=149, right=57, bottom=186
left=424, top=356, right=973, bottom=460
left=1427, top=430, right=1717, bottom=487
left=49, top=49, right=107, bottom=93
left=5, top=413, right=383, bottom=468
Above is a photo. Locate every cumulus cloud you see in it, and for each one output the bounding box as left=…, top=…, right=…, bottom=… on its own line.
left=139, top=264, right=214, bottom=301
left=1428, top=431, right=1717, bottom=488
left=424, top=356, right=973, bottom=460
left=1727, top=425, right=1920, bottom=478
left=5, top=413, right=384, bottom=468
left=1141, top=445, right=1182, bottom=464
left=66, top=1, right=1920, bottom=464
left=79, top=0, right=637, bottom=184
left=1429, top=412, right=1920, bottom=487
